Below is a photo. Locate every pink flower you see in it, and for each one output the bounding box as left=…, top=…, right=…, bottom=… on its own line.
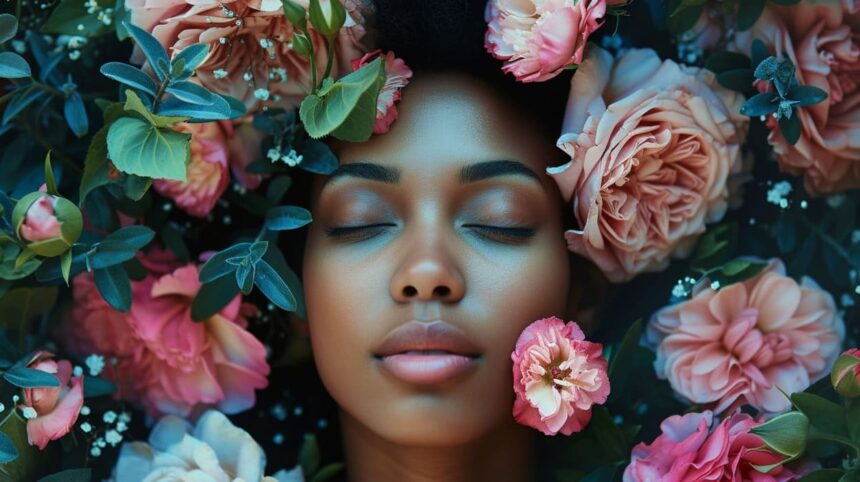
left=732, top=2, right=860, bottom=195
left=153, top=122, right=230, bottom=218
left=127, top=0, right=368, bottom=111
left=623, top=410, right=808, bottom=482
left=831, top=348, right=860, bottom=397
left=351, top=50, right=413, bottom=134
left=547, top=46, right=748, bottom=282
left=646, top=259, right=845, bottom=414
left=484, top=0, right=620, bottom=82
left=511, top=316, right=609, bottom=435
left=18, top=195, right=61, bottom=241
left=223, top=118, right=267, bottom=190
left=19, top=352, right=84, bottom=450
left=61, top=259, right=270, bottom=418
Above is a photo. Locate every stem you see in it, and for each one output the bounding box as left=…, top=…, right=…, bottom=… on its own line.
left=309, top=52, right=318, bottom=93
left=322, top=36, right=335, bottom=82
left=151, top=79, right=169, bottom=114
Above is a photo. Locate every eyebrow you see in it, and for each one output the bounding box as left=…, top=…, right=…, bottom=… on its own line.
left=323, top=160, right=542, bottom=189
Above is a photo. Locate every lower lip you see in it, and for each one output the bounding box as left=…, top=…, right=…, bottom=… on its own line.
left=378, top=353, right=478, bottom=385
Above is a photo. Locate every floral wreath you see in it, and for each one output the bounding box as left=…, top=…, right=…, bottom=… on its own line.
left=0, top=0, right=857, bottom=480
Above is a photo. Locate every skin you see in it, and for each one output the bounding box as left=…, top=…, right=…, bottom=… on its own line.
left=303, top=72, right=573, bottom=482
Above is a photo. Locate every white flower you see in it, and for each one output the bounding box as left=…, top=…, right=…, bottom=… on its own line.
left=85, top=353, right=105, bottom=376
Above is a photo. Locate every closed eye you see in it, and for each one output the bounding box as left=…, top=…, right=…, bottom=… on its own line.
left=324, top=223, right=396, bottom=241
left=463, top=224, right=536, bottom=243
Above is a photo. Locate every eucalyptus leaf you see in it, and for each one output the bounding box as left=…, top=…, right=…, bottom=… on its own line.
left=0, top=432, right=16, bottom=464
left=736, top=0, right=765, bottom=31
left=704, top=51, right=750, bottom=74
left=83, top=376, right=116, bottom=397
left=158, top=94, right=234, bottom=120
left=2, top=87, right=47, bottom=125
left=198, top=243, right=251, bottom=283
left=166, top=81, right=214, bottom=105
left=789, top=85, right=828, bottom=107
left=265, top=206, right=312, bottom=231
left=172, top=44, right=209, bottom=75
left=191, top=275, right=240, bottom=321
left=64, top=91, right=89, bottom=137
left=779, top=112, right=801, bottom=145
left=741, top=92, right=779, bottom=117
left=716, top=69, right=755, bottom=94
left=100, top=62, right=158, bottom=96
left=297, top=138, right=337, bottom=174
left=0, top=52, right=31, bottom=79
left=0, top=14, right=17, bottom=44
left=254, top=259, right=297, bottom=311
left=93, top=263, right=132, bottom=312
left=3, top=366, right=61, bottom=388
left=123, top=21, right=170, bottom=81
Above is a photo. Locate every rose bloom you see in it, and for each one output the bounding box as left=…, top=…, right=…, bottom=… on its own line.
left=646, top=259, right=845, bottom=414
left=484, top=0, right=625, bottom=82
left=832, top=348, right=860, bottom=397
left=547, top=46, right=748, bottom=282
left=512, top=317, right=610, bottom=436
left=19, top=352, right=84, bottom=450
left=127, top=0, right=368, bottom=111
left=18, top=195, right=61, bottom=241
left=111, top=410, right=301, bottom=482
left=62, top=261, right=270, bottom=418
left=351, top=49, right=413, bottom=134
left=153, top=121, right=229, bottom=218
left=732, top=1, right=860, bottom=195
left=623, top=410, right=809, bottom=482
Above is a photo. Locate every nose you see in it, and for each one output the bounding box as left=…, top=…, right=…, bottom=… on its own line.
left=389, top=245, right=466, bottom=304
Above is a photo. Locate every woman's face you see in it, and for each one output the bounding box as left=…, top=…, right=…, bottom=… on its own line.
left=303, top=72, right=572, bottom=446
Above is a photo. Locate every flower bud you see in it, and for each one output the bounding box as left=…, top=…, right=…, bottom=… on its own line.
left=12, top=192, right=82, bottom=257
left=832, top=349, right=860, bottom=398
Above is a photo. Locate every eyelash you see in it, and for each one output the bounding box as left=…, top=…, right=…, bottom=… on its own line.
left=324, top=223, right=535, bottom=243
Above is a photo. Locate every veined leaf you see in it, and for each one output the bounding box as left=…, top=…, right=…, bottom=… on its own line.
left=106, top=116, right=190, bottom=181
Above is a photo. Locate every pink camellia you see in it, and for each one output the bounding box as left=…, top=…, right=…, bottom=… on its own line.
left=547, top=45, right=748, bottom=282
left=19, top=352, right=84, bottom=450
left=351, top=50, right=413, bottom=134
left=646, top=258, right=845, bottom=414
left=126, top=0, right=368, bottom=111
left=512, top=316, right=610, bottom=435
left=484, top=0, right=625, bottom=82
left=732, top=2, right=860, bottom=195
left=18, top=195, right=61, bottom=241
left=831, top=348, right=860, bottom=397
left=623, top=410, right=808, bottom=482
left=61, top=260, right=270, bottom=418
left=153, top=122, right=230, bottom=218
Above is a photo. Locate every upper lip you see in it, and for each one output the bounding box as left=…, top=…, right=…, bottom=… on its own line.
left=373, top=320, right=482, bottom=358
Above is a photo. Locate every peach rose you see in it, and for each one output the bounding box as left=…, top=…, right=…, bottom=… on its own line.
left=62, top=260, right=270, bottom=418
left=646, top=259, right=845, bottom=414
left=19, top=352, right=84, bottom=450
left=732, top=1, right=860, bottom=195
left=351, top=50, right=413, bottom=134
left=127, top=0, right=368, bottom=111
left=484, top=0, right=622, bottom=82
left=624, top=410, right=808, bottom=482
left=547, top=46, right=748, bottom=282
left=512, top=317, right=609, bottom=436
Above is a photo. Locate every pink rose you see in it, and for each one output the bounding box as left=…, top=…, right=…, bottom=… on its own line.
left=19, top=352, right=84, bottom=450
left=547, top=46, right=748, bottom=282
left=127, top=0, right=368, bottom=111
left=512, top=316, right=610, bottom=435
left=61, top=260, right=270, bottom=418
left=351, top=50, right=413, bottom=134
left=732, top=2, right=860, bottom=195
left=831, top=348, right=860, bottom=397
left=222, top=118, right=267, bottom=190
left=484, top=0, right=618, bottom=82
left=623, top=410, right=808, bottom=482
left=18, top=195, right=61, bottom=241
left=153, top=122, right=230, bottom=218
left=646, top=259, right=845, bottom=414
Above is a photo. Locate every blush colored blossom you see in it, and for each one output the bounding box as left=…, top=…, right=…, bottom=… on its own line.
left=351, top=50, right=413, bottom=134
left=18, top=195, right=61, bottom=241
left=19, top=352, right=84, bottom=450
left=511, top=316, right=609, bottom=435
left=832, top=348, right=860, bottom=397
left=624, top=410, right=810, bottom=482
left=646, top=259, right=845, bottom=414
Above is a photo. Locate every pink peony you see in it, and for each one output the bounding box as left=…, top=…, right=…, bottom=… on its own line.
left=623, top=410, right=808, bottom=482
left=547, top=46, right=748, bottom=282
left=732, top=1, right=860, bottom=195
left=646, top=259, right=845, bottom=414
left=351, top=50, right=413, bottom=134
left=831, top=348, right=860, bottom=397
left=484, top=0, right=623, bottom=82
left=153, top=121, right=230, bottom=218
left=62, top=260, right=270, bottom=418
left=19, top=352, right=84, bottom=450
left=18, top=195, right=61, bottom=242
left=511, top=316, right=610, bottom=435
left=127, top=0, right=368, bottom=111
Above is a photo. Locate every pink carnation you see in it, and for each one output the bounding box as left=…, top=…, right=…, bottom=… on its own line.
left=19, top=195, right=61, bottom=242
left=351, top=50, right=413, bottom=134
left=484, top=0, right=622, bottom=82
left=62, top=260, right=270, bottom=418
left=19, top=352, right=84, bottom=450
left=624, top=410, right=809, bottom=482
left=646, top=259, right=845, bottom=414
left=512, top=317, right=610, bottom=435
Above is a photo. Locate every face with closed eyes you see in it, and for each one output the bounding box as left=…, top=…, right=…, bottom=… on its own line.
left=303, top=72, right=572, bottom=446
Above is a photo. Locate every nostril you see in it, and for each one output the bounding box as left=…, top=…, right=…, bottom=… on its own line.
left=403, top=286, right=418, bottom=297
left=433, top=286, right=451, bottom=298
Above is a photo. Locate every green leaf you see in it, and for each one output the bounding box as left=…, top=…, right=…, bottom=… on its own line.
left=0, top=432, right=17, bottom=464
left=41, top=0, right=114, bottom=37
left=265, top=205, right=312, bottom=231
left=83, top=376, right=116, bottom=397
left=107, top=116, right=191, bottom=181
left=80, top=103, right=125, bottom=202
left=791, top=392, right=848, bottom=437
left=299, top=56, right=385, bottom=141
left=43, top=152, right=58, bottom=196
left=2, top=86, right=47, bottom=125
left=847, top=400, right=860, bottom=443
left=0, top=52, right=31, bottom=79
left=104, top=224, right=155, bottom=248
left=60, top=250, right=72, bottom=285
left=264, top=246, right=306, bottom=320
left=160, top=224, right=190, bottom=261
left=736, top=0, right=765, bottom=31
left=704, top=51, right=751, bottom=74
left=666, top=1, right=705, bottom=34
left=123, top=21, right=170, bottom=81
left=779, top=112, right=801, bottom=145
left=751, top=39, right=770, bottom=67
left=198, top=243, right=251, bottom=283
left=800, top=470, right=847, bottom=482
left=191, top=274, right=240, bottom=321
left=282, top=0, right=307, bottom=31
left=100, top=62, right=158, bottom=96
left=166, top=81, right=214, bottom=105
left=789, top=85, right=828, bottom=107
left=172, top=44, right=209, bottom=76
left=750, top=411, right=809, bottom=458
left=0, top=14, right=17, bottom=44
left=254, top=259, right=297, bottom=311
left=64, top=91, right=89, bottom=137
left=741, top=92, right=780, bottom=117
left=88, top=225, right=155, bottom=269
left=123, top=90, right=187, bottom=127
left=38, top=468, right=92, bottom=482
left=299, top=433, right=321, bottom=475
left=587, top=406, right=628, bottom=462
left=93, top=263, right=132, bottom=312
left=310, top=463, right=344, bottom=482
left=716, top=68, right=755, bottom=93
left=291, top=32, right=313, bottom=58
left=3, top=366, right=61, bottom=388
left=0, top=287, right=58, bottom=332
left=608, top=320, right=642, bottom=398
left=235, top=262, right=255, bottom=295
left=297, top=138, right=337, bottom=174
left=308, top=0, right=345, bottom=39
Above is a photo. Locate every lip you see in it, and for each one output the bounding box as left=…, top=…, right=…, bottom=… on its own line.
left=373, top=320, right=482, bottom=385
